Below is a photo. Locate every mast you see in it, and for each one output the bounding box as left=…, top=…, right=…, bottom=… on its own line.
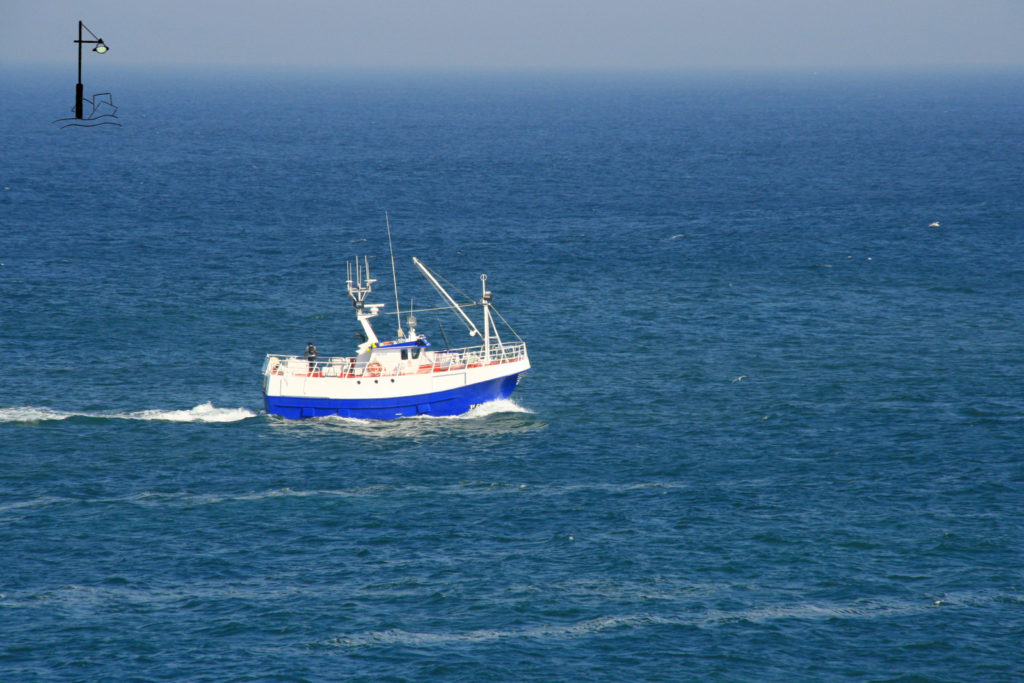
left=412, top=257, right=480, bottom=337
left=481, top=274, right=490, bottom=362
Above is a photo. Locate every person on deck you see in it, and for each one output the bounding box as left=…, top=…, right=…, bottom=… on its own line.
left=305, top=342, right=318, bottom=374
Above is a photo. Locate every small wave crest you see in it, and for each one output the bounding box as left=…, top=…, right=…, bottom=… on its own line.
left=125, top=403, right=257, bottom=423
left=459, top=399, right=533, bottom=419
left=323, top=398, right=533, bottom=422
left=0, top=402, right=257, bottom=424
left=322, top=590, right=1018, bottom=650
left=323, top=615, right=655, bottom=649
left=269, top=398, right=541, bottom=439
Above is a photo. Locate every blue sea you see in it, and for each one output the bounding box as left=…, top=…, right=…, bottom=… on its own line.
left=2, top=66, right=1023, bottom=681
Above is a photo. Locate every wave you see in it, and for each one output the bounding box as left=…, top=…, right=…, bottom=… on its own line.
left=0, top=402, right=257, bottom=424
left=459, top=398, right=533, bottom=418
left=125, top=403, right=257, bottom=423
left=0, top=480, right=691, bottom=514
left=266, top=398, right=542, bottom=438
left=322, top=615, right=671, bottom=649
left=315, top=398, right=532, bottom=422
left=322, top=590, right=1020, bottom=649
left=0, top=487, right=384, bottom=514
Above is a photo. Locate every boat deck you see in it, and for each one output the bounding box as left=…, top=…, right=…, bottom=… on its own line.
left=264, top=341, right=527, bottom=379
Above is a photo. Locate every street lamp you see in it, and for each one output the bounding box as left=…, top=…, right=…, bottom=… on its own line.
left=74, top=21, right=109, bottom=119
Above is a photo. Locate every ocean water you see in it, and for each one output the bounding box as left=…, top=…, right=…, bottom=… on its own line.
left=2, top=67, right=1023, bottom=681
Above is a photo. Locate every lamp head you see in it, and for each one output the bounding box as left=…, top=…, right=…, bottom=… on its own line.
left=93, top=41, right=108, bottom=54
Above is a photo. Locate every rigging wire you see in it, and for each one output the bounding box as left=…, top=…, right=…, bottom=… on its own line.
left=415, top=259, right=476, bottom=305
left=489, top=305, right=524, bottom=342
left=435, top=315, right=452, bottom=349
left=385, top=212, right=403, bottom=338
left=404, top=302, right=480, bottom=315
left=411, top=260, right=522, bottom=341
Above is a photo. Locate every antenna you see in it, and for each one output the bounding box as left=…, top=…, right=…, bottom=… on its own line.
left=346, top=255, right=383, bottom=350
left=385, top=211, right=403, bottom=338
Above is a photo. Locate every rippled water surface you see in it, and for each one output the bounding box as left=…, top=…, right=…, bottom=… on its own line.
left=2, top=68, right=1023, bottom=681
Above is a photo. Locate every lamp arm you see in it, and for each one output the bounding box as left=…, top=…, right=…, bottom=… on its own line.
left=79, top=22, right=102, bottom=42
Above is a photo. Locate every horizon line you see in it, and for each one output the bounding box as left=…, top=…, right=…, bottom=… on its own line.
left=4, top=61, right=1024, bottom=75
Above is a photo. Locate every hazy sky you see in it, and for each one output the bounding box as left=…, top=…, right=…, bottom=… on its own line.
left=4, top=0, right=1023, bottom=71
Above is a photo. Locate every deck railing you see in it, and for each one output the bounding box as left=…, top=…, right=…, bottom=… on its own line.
left=265, top=341, right=527, bottom=378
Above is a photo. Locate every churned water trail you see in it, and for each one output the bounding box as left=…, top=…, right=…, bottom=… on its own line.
left=0, top=402, right=258, bottom=424
left=263, top=398, right=546, bottom=439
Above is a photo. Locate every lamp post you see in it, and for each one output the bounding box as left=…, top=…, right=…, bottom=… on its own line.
left=74, top=21, right=108, bottom=119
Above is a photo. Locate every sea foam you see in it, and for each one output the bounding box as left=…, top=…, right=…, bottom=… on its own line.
left=0, top=402, right=257, bottom=424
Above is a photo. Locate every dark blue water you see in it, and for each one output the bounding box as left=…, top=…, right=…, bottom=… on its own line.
left=2, top=67, right=1023, bottom=681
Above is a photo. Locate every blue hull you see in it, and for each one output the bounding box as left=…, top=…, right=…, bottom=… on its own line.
left=264, top=372, right=522, bottom=420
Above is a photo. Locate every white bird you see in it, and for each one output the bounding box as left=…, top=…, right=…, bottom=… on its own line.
left=731, top=375, right=747, bottom=383
left=929, top=221, right=940, bottom=228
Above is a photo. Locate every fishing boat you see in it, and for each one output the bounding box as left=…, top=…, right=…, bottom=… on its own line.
left=262, top=255, right=530, bottom=419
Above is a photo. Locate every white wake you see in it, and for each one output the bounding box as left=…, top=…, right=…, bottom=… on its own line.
left=0, top=402, right=257, bottom=424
